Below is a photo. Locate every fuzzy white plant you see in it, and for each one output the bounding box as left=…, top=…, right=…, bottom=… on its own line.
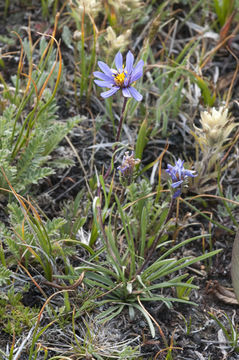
left=69, top=0, right=103, bottom=17
left=108, top=0, right=142, bottom=12
left=195, top=107, right=238, bottom=148
left=70, top=0, right=143, bottom=19
left=105, top=27, right=131, bottom=52
left=192, top=106, right=238, bottom=193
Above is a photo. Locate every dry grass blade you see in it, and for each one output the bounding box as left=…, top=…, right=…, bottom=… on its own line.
left=43, top=271, right=85, bottom=290
left=207, top=280, right=239, bottom=305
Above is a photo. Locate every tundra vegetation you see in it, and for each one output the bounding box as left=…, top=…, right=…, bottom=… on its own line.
left=0, top=1, right=239, bottom=359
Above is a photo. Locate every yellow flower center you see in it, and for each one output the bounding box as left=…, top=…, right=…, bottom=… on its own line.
left=114, top=71, right=126, bottom=86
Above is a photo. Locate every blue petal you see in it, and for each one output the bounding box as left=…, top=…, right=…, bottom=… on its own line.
left=128, top=86, right=143, bottom=101
left=130, top=69, right=143, bottom=83
left=115, top=52, right=123, bottom=72
left=98, top=61, right=114, bottom=77
left=124, top=75, right=130, bottom=86
left=93, top=71, right=114, bottom=82
left=125, top=51, right=134, bottom=74
left=134, top=59, right=144, bottom=71
left=166, top=165, right=178, bottom=180
left=94, top=80, right=113, bottom=88
left=184, top=170, right=197, bottom=178
left=171, top=173, right=179, bottom=182
left=118, top=165, right=129, bottom=173
left=122, top=87, right=131, bottom=97
left=130, top=60, right=144, bottom=82
left=101, top=87, right=120, bottom=98
left=176, top=159, right=184, bottom=178
left=173, top=189, right=181, bottom=198
left=171, top=180, right=183, bottom=188
left=166, top=165, right=173, bottom=172
left=176, top=159, right=184, bottom=168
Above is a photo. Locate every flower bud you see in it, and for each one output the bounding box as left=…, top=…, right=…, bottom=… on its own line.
left=73, top=30, right=82, bottom=42
left=118, top=151, right=140, bottom=179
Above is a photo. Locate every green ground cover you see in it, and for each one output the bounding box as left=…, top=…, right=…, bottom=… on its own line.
left=1, top=0, right=239, bottom=359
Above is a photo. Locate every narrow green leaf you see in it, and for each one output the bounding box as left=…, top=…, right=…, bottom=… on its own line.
left=135, top=119, right=148, bottom=160
left=139, top=207, right=147, bottom=260
left=96, top=304, right=125, bottom=323
left=231, top=229, right=239, bottom=303
left=132, top=304, right=155, bottom=338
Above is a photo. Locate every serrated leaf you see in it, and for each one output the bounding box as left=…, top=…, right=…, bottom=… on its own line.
left=45, top=217, right=67, bottom=236
left=0, top=265, right=12, bottom=286
left=51, top=158, right=75, bottom=169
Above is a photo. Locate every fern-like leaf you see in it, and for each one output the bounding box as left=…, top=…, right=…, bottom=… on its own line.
left=0, top=265, right=12, bottom=286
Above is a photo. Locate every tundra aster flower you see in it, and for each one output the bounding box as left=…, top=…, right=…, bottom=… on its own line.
left=166, top=159, right=197, bottom=198
left=93, top=51, right=144, bottom=101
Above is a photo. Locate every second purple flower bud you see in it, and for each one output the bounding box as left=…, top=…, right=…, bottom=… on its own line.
left=166, top=159, right=197, bottom=198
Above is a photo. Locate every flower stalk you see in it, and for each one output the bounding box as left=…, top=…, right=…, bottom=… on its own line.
left=116, top=97, right=128, bottom=143
left=94, top=50, right=144, bottom=270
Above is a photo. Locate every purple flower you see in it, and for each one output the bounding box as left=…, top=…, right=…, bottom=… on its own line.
left=166, top=159, right=197, bottom=198
left=93, top=51, right=144, bottom=101
left=118, top=151, right=140, bottom=177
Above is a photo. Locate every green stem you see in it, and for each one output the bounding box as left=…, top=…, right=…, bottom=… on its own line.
left=96, top=97, right=129, bottom=267
left=115, top=97, right=128, bottom=143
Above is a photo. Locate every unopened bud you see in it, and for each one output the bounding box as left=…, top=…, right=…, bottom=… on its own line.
left=73, top=30, right=82, bottom=42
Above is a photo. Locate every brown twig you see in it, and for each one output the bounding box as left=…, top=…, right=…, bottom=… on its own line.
left=43, top=272, right=85, bottom=290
